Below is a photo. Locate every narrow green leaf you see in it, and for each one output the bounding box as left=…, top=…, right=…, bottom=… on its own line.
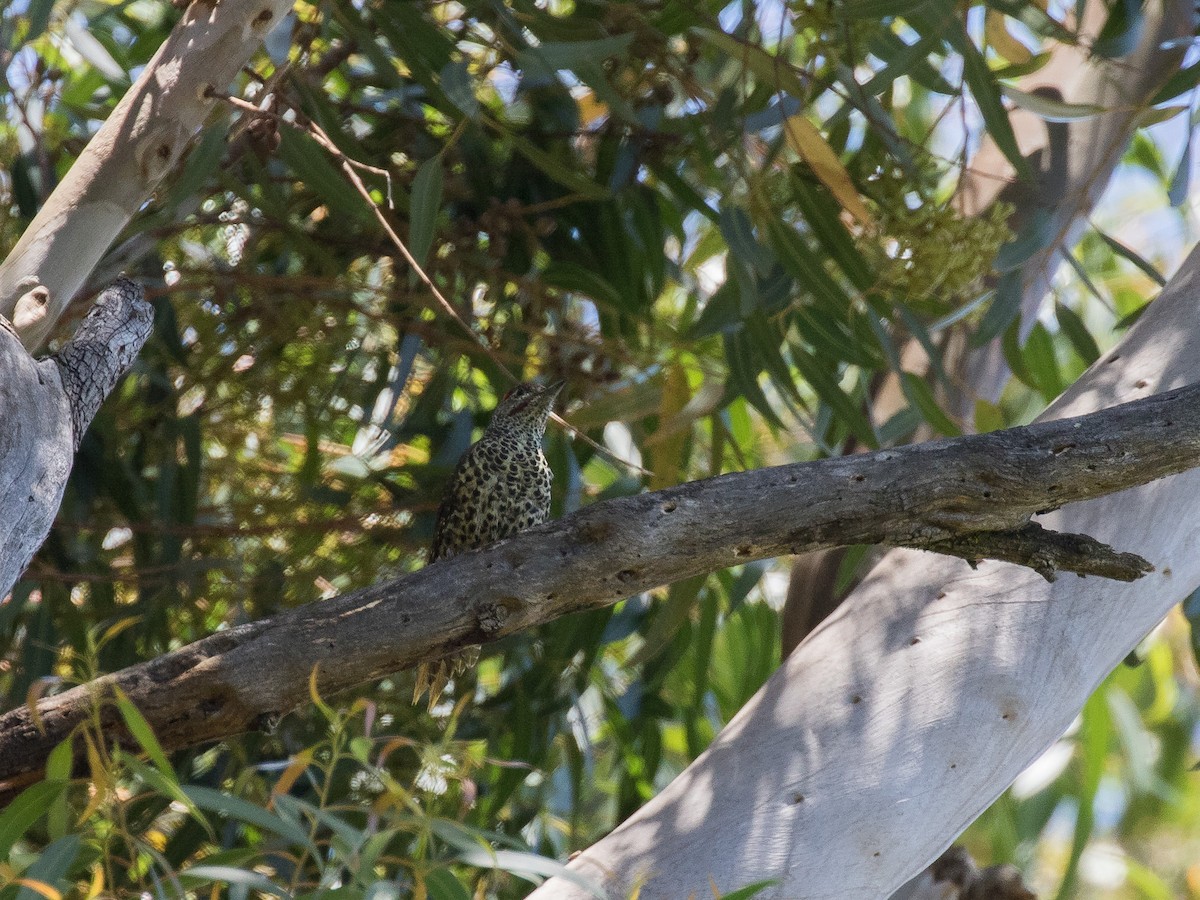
left=900, top=373, right=961, bottom=436
left=119, top=753, right=213, bottom=838
left=543, top=261, right=626, bottom=311
left=763, top=219, right=851, bottom=313
left=790, top=179, right=874, bottom=291
left=424, top=869, right=472, bottom=900
left=1183, top=587, right=1200, bottom=675
left=745, top=312, right=805, bottom=406
left=832, top=63, right=917, bottom=172
left=113, top=687, right=173, bottom=777
left=839, top=0, right=936, bottom=19
left=1021, top=322, right=1066, bottom=401
left=169, top=127, right=226, bottom=208
left=973, top=270, right=1023, bottom=346
left=439, top=61, right=480, bottom=119
left=651, top=163, right=719, bottom=223
left=1152, top=59, right=1200, bottom=104
left=1054, top=302, right=1100, bottom=365
left=1126, top=131, right=1166, bottom=178
left=1107, top=687, right=1163, bottom=796
left=1114, top=298, right=1152, bottom=330
left=1055, top=691, right=1109, bottom=898
left=1059, top=247, right=1110, bottom=311
left=0, top=780, right=68, bottom=860
left=278, top=128, right=370, bottom=224
left=181, top=785, right=316, bottom=848
left=179, top=866, right=290, bottom=898
left=1097, top=231, right=1166, bottom=286
left=521, top=35, right=636, bottom=71
left=866, top=27, right=956, bottom=96
left=1000, top=85, right=1105, bottom=122
left=691, top=282, right=743, bottom=337
left=990, top=51, right=1053, bottom=80
left=720, top=206, right=773, bottom=276
left=26, top=0, right=55, bottom=41
left=794, top=305, right=879, bottom=367
left=10, top=155, right=39, bottom=219
left=13, top=835, right=81, bottom=900
left=629, top=576, right=706, bottom=669
left=44, top=741, right=72, bottom=842
left=984, top=0, right=1077, bottom=44
left=692, top=28, right=808, bottom=98
left=1136, top=104, right=1188, bottom=128
left=945, top=26, right=1034, bottom=181
left=63, top=17, right=125, bottom=81
left=1169, top=125, right=1191, bottom=207
left=507, top=133, right=609, bottom=200
left=455, top=845, right=606, bottom=895
left=726, top=332, right=786, bottom=430
left=790, top=345, right=877, bottom=448
left=720, top=880, right=779, bottom=900
left=409, top=156, right=444, bottom=269
left=273, top=795, right=368, bottom=855
left=1091, top=0, right=1144, bottom=58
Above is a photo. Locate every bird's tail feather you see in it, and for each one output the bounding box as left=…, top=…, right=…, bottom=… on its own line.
left=412, top=645, right=482, bottom=711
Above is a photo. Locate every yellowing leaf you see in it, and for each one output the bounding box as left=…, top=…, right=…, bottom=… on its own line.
left=309, top=664, right=336, bottom=723
left=269, top=749, right=315, bottom=805
left=985, top=11, right=1033, bottom=65
left=649, top=363, right=691, bottom=491
left=84, top=865, right=105, bottom=899
left=77, top=733, right=108, bottom=825
left=783, top=116, right=874, bottom=228
left=12, top=879, right=62, bottom=900
left=576, top=90, right=609, bottom=125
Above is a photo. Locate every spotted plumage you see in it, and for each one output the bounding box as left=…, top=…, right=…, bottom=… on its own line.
left=414, top=380, right=563, bottom=708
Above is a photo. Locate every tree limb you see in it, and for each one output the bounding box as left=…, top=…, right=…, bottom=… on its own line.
left=0, top=0, right=295, bottom=348
left=533, top=242, right=1200, bottom=898
left=0, top=278, right=153, bottom=602
left=5, top=377, right=1200, bottom=793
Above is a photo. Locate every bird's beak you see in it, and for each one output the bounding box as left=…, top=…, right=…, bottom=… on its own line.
left=539, top=380, right=565, bottom=414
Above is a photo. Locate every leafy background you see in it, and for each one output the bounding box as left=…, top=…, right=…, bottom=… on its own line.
left=1, top=0, right=1199, bottom=896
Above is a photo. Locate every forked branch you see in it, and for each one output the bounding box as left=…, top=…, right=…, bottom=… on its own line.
left=2, top=381, right=1200, bottom=795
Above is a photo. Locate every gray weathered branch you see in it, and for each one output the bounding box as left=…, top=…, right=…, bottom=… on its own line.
left=4, top=379, right=1200, bottom=793
left=536, top=244, right=1200, bottom=899
left=0, top=278, right=152, bottom=601
left=54, top=278, right=155, bottom=451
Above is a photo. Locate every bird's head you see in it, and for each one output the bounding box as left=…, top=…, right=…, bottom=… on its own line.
left=489, top=380, right=564, bottom=435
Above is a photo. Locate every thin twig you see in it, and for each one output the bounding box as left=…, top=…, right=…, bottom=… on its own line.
left=206, top=87, right=652, bottom=476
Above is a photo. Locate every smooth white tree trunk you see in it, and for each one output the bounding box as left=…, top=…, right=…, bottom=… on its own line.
left=0, top=0, right=294, bottom=348
left=535, top=246, right=1200, bottom=898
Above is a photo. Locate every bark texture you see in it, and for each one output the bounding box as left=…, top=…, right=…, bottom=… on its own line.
left=5, top=379, right=1200, bottom=792
left=0, top=278, right=153, bottom=601
left=530, top=245, right=1200, bottom=898
left=0, top=0, right=294, bottom=348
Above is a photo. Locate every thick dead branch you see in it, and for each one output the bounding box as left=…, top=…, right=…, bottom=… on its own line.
left=534, top=243, right=1200, bottom=899
left=0, top=0, right=294, bottom=348
left=922, top=522, right=1153, bottom=582
left=3, top=381, right=1200, bottom=791
left=0, top=278, right=153, bottom=600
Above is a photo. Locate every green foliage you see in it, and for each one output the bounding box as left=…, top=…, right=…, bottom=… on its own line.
left=0, top=0, right=1197, bottom=896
